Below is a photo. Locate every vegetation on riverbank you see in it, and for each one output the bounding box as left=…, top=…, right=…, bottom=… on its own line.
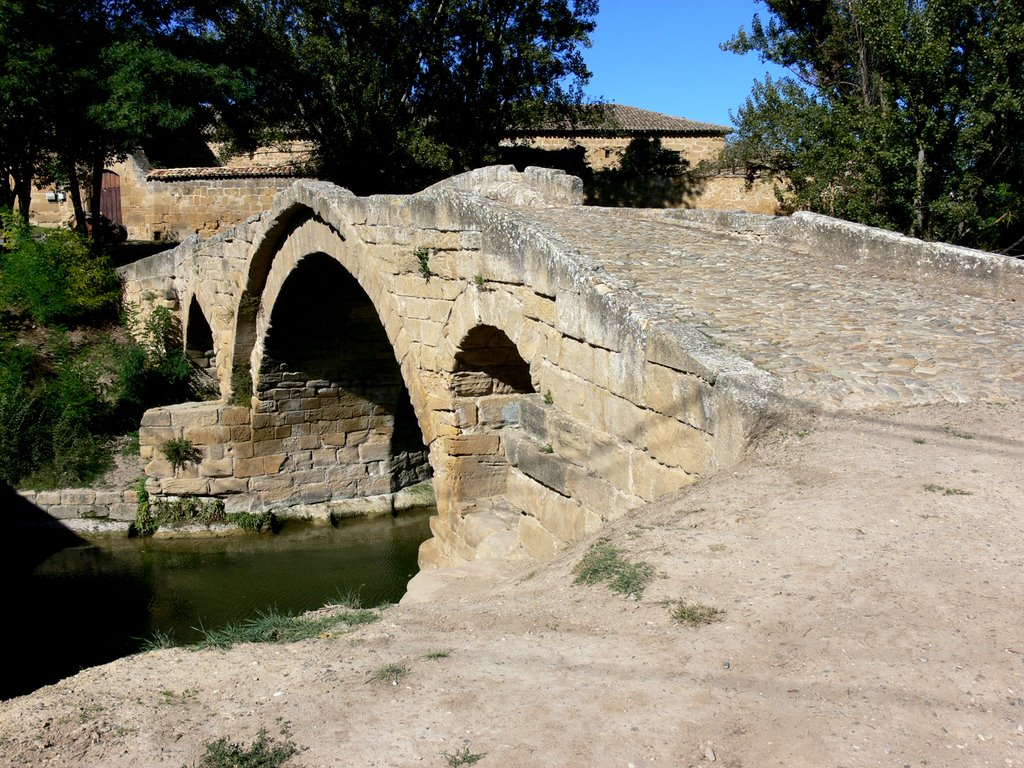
left=0, top=214, right=199, bottom=489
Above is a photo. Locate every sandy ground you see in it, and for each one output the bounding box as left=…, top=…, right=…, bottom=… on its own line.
left=2, top=401, right=1022, bottom=767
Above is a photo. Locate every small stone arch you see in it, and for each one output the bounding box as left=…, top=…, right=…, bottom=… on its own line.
left=453, top=325, right=535, bottom=397
left=184, top=295, right=215, bottom=370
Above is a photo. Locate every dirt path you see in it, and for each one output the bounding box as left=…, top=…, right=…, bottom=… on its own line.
left=2, top=401, right=1022, bottom=767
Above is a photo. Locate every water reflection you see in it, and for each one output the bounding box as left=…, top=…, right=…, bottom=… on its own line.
left=5, top=509, right=431, bottom=700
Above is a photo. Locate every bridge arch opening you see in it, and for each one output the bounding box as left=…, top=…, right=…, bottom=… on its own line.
left=185, top=296, right=215, bottom=370
left=255, top=252, right=431, bottom=504
left=453, top=325, right=535, bottom=397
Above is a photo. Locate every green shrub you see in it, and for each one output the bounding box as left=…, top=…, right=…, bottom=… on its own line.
left=160, top=437, right=202, bottom=473
left=0, top=212, right=121, bottom=325
left=192, top=729, right=299, bottom=768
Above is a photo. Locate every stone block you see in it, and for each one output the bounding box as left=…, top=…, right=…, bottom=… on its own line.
left=630, top=450, right=694, bottom=502
left=145, top=458, right=175, bottom=477
left=140, top=409, right=171, bottom=427
left=642, top=363, right=714, bottom=432
left=230, top=426, right=253, bottom=442
left=518, top=397, right=549, bottom=440
left=208, top=478, right=249, bottom=494
left=357, top=441, right=392, bottom=462
left=183, top=426, right=229, bottom=446
left=94, top=490, right=122, bottom=506
left=229, top=441, right=254, bottom=459
left=506, top=469, right=583, bottom=543
left=513, top=442, right=569, bottom=495
left=234, top=457, right=265, bottom=478
left=219, top=407, right=251, bottom=426
left=565, top=466, right=639, bottom=521
left=446, top=433, right=500, bottom=456
left=168, top=406, right=219, bottom=429
left=199, top=458, right=234, bottom=478
left=262, top=454, right=286, bottom=474
left=453, top=402, right=478, bottom=429
left=140, top=426, right=175, bottom=445
left=644, top=417, right=713, bottom=474
left=461, top=509, right=513, bottom=548
left=253, top=438, right=285, bottom=456
left=160, top=477, right=210, bottom=495
left=445, top=455, right=509, bottom=500
left=47, top=505, right=79, bottom=520
left=517, top=514, right=563, bottom=560
left=248, top=474, right=293, bottom=492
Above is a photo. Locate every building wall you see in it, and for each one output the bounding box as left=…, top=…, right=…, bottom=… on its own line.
left=508, top=134, right=727, bottom=171
left=27, top=153, right=303, bottom=242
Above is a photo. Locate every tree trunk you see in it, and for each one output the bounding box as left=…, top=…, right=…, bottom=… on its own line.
left=89, top=155, right=104, bottom=237
left=913, top=144, right=927, bottom=239
left=64, top=157, right=88, bottom=233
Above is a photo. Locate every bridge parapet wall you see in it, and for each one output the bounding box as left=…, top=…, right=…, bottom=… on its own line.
left=644, top=208, right=1024, bottom=300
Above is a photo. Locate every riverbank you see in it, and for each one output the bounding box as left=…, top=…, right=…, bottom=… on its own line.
left=2, top=400, right=1021, bottom=767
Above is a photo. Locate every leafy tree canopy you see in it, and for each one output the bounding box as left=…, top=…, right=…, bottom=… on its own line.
left=1, top=0, right=239, bottom=230
left=722, top=0, right=1024, bottom=255
left=208, top=0, right=598, bottom=194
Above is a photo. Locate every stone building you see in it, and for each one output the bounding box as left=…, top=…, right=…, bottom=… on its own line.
left=504, top=103, right=779, bottom=214
left=27, top=150, right=306, bottom=243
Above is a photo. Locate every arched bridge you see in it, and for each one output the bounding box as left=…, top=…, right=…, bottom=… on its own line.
left=121, top=166, right=1024, bottom=567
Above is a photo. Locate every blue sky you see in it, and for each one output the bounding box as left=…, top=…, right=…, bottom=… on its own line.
left=581, top=0, right=790, bottom=127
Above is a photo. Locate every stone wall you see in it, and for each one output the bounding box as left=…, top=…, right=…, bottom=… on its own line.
left=509, top=134, right=726, bottom=170
left=27, top=153, right=303, bottom=242
left=16, top=488, right=138, bottom=523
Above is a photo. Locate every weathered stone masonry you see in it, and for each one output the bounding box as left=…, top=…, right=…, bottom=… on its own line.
left=120, top=166, right=780, bottom=567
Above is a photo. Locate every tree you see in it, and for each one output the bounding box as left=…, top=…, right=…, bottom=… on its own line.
left=588, top=137, right=696, bottom=208
left=1, top=0, right=234, bottom=229
left=722, top=0, right=1024, bottom=255
left=209, top=0, right=598, bottom=194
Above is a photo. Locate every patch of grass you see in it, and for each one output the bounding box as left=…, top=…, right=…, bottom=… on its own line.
left=139, top=628, right=179, bottom=651
left=415, top=247, right=432, bottom=280
left=473, top=274, right=485, bottom=288
left=135, top=494, right=228, bottom=536
left=573, top=538, right=654, bottom=600
left=942, top=426, right=974, bottom=440
left=231, top=363, right=253, bottom=406
left=543, top=389, right=553, bottom=405
left=227, top=511, right=274, bottom=533
left=370, top=663, right=409, bottom=685
left=443, top=745, right=486, bottom=766
left=671, top=600, right=725, bottom=627
left=193, top=729, right=299, bottom=768
left=912, top=437, right=926, bottom=444
left=161, top=437, right=202, bottom=473
left=423, top=650, right=451, bottom=660
left=539, top=442, right=554, bottom=454
left=923, top=483, right=972, bottom=496
left=196, top=606, right=378, bottom=650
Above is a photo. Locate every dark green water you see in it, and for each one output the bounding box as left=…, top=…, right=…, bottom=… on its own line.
left=5, top=509, right=432, bottom=700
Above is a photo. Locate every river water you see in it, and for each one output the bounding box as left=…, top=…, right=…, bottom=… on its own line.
left=6, top=509, right=432, bottom=700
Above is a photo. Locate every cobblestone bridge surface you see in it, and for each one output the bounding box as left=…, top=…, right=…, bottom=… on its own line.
left=523, top=206, right=1024, bottom=411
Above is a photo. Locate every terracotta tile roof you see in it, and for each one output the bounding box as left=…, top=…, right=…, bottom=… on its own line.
left=510, top=103, right=731, bottom=137
left=146, top=165, right=304, bottom=181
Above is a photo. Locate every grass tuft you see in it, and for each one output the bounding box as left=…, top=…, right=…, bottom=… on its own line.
left=573, top=539, right=654, bottom=600
left=370, top=663, right=409, bottom=685
left=443, top=745, right=486, bottom=766
left=671, top=600, right=725, bottom=627
left=423, top=650, right=451, bottom=660
left=196, top=607, right=378, bottom=650
left=193, top=729, right=299, bottom=768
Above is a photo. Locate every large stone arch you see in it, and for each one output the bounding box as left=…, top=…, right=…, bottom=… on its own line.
left=229, top=205, right=438, bottom=511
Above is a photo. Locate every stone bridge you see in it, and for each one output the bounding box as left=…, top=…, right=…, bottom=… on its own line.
left=120, top=166, right=1024, bottom=568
